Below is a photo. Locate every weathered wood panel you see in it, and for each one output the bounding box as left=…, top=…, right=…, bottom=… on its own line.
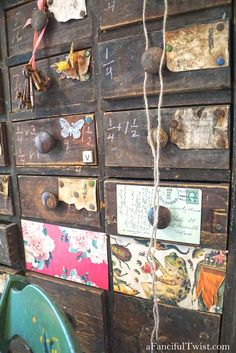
left=27, top=272, right=107, bottom=353
left=0, top=123, right=8, bottom=166
left=18, top=176, right=100, bottom=227
left=6, top=0, right=92, bottom=59
left=108, top=292, right=221, bottom=353
left=104, top=106, right=230, bottom=169
left=0, top=222, right=21, bottom=266
left=10, top=51, right=94, bottom=113
left=13, top=114, right=97, bottom=166
left=0, top=175, right=13, bottom=216
left=105, top=180, right=229, bottom=249
left=99, top=0, right=231, bottom=30
left=98, top=27, right=230, bottom=100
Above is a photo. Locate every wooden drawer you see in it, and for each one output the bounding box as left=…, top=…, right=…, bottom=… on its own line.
left=6, top=0, right=92, bottom=61
left=99, top=0, right=231, bottom=30
left=27, top=272, right=107, bottom=353
left=10, top=49, right=94, bottom=114
left=105, top=180, right=229, bottom=249
left=104, top=106, right=229, bottom=169
left=108, top=293, right=221, bottom=353
left=18, top=176, right=101, bottom=227
left=0, top=175, right=13, bottom=216
left=13, top=114, right=97, bottom=166
left=0, top=222, right=21, bottom=267
left=98, top=22, right=230, bottom=101
left=111, top=235, right=227, bottom=314
left=0, top=123, right=8, bottom=166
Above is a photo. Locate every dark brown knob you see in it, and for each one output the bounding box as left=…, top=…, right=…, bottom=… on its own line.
left=148, top=128, right=168, bottom=148
left=35, top=131, right=56, bottom=154
left=31, top=9, right=48, bottom=32
left=141, top=47, right=163, bottom=74
left=148, top=206, right=171, bottom=229
left=41, top=192, right=58, bottom=209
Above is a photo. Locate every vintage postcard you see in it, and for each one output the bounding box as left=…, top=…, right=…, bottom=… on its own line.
left=117, top=184, right=202, bottom=244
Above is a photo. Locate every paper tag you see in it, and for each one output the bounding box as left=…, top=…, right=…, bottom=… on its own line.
left=48, top=0, right=87, bottom=22
left=117, top=185, right=202, bottom=244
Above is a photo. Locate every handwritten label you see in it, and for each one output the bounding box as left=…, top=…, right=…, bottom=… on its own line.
left=106, top=117, right=140, bottom=142
left=103, top=48, right=115, bottom=80
left=117, top=185, right=202, bottom=244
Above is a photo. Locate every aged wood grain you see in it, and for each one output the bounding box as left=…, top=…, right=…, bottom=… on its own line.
left=104, top=106, right=230, bottom=169
left=107, top=292, right=221, bottom=353
left=104, top=180, right=229, bottom=249
left=6, top=0, right=92, bottom=59
left=18, top=176, right=100, bottom=227
left=27, top=272, right=107, bottom=353
left=0, top=222, right=21, bottom=267
left=10, top=51, right=94, bottom=113
left=13, top=114, right=97, bottom=166
left=0, top=123, right=8, bottom=166
left=99, top=0, right=231, bottom=30
left=98, top=28, right=230, bottom=100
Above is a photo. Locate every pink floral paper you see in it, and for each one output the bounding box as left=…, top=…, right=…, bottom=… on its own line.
left=21, top=219, right=108, bottom=290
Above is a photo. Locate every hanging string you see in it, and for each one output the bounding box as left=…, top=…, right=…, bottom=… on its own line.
left=143, top=0, right=168, bottom=350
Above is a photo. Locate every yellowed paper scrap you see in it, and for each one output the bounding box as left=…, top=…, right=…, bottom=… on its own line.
left=166, top=21, right=229, bottom=72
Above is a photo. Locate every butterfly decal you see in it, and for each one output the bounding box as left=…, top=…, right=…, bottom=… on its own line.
left=59, top=118, right=85, bottom=139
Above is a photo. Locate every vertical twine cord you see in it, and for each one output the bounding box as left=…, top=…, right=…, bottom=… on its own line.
left=143, top=0, right=168, bottom=350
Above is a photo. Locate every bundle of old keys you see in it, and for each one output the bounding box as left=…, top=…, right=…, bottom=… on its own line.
left=17, top=64, right=51, bottom=111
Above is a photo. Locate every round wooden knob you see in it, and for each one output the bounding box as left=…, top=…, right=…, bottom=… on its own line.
left=35, top=131, right=56, bottom=154
left=148, top=128, right=168, bottom=148
left=141, top=47, right=164, bottom=74
left=148, top=206, right=171, bottom=229
left=31, top=9, right=48, bottom=32
left=41, top=192, right=58, bottom=209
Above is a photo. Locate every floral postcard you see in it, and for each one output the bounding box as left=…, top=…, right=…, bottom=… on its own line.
left=111, top=235, right=227, bottom=314
left=22, top=219, right=108, bottom=290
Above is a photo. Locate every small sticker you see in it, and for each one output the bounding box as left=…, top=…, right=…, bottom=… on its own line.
left=59, top=118, right=84, bottom=139
left=83, top=151, right=93, bottom=163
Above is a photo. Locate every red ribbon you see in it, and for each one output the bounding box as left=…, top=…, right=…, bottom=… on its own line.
left=29, top=0, right=47, bottom=70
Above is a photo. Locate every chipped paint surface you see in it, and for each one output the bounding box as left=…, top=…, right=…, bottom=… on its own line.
left=169, top=106, right=229, bottom=150
left=166, top=21, right=229, bottom=72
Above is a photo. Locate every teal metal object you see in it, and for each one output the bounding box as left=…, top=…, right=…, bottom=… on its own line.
left=0, top=275, right=82, bottom=353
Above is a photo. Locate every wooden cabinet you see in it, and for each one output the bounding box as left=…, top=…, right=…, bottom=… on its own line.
left=18, top=176, right=100, bottom=228
left=105, top=179, right=229, bottom=249
left=104, top=106, right=230, bottom=169
left=13, top=114, right=97, bottom=166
